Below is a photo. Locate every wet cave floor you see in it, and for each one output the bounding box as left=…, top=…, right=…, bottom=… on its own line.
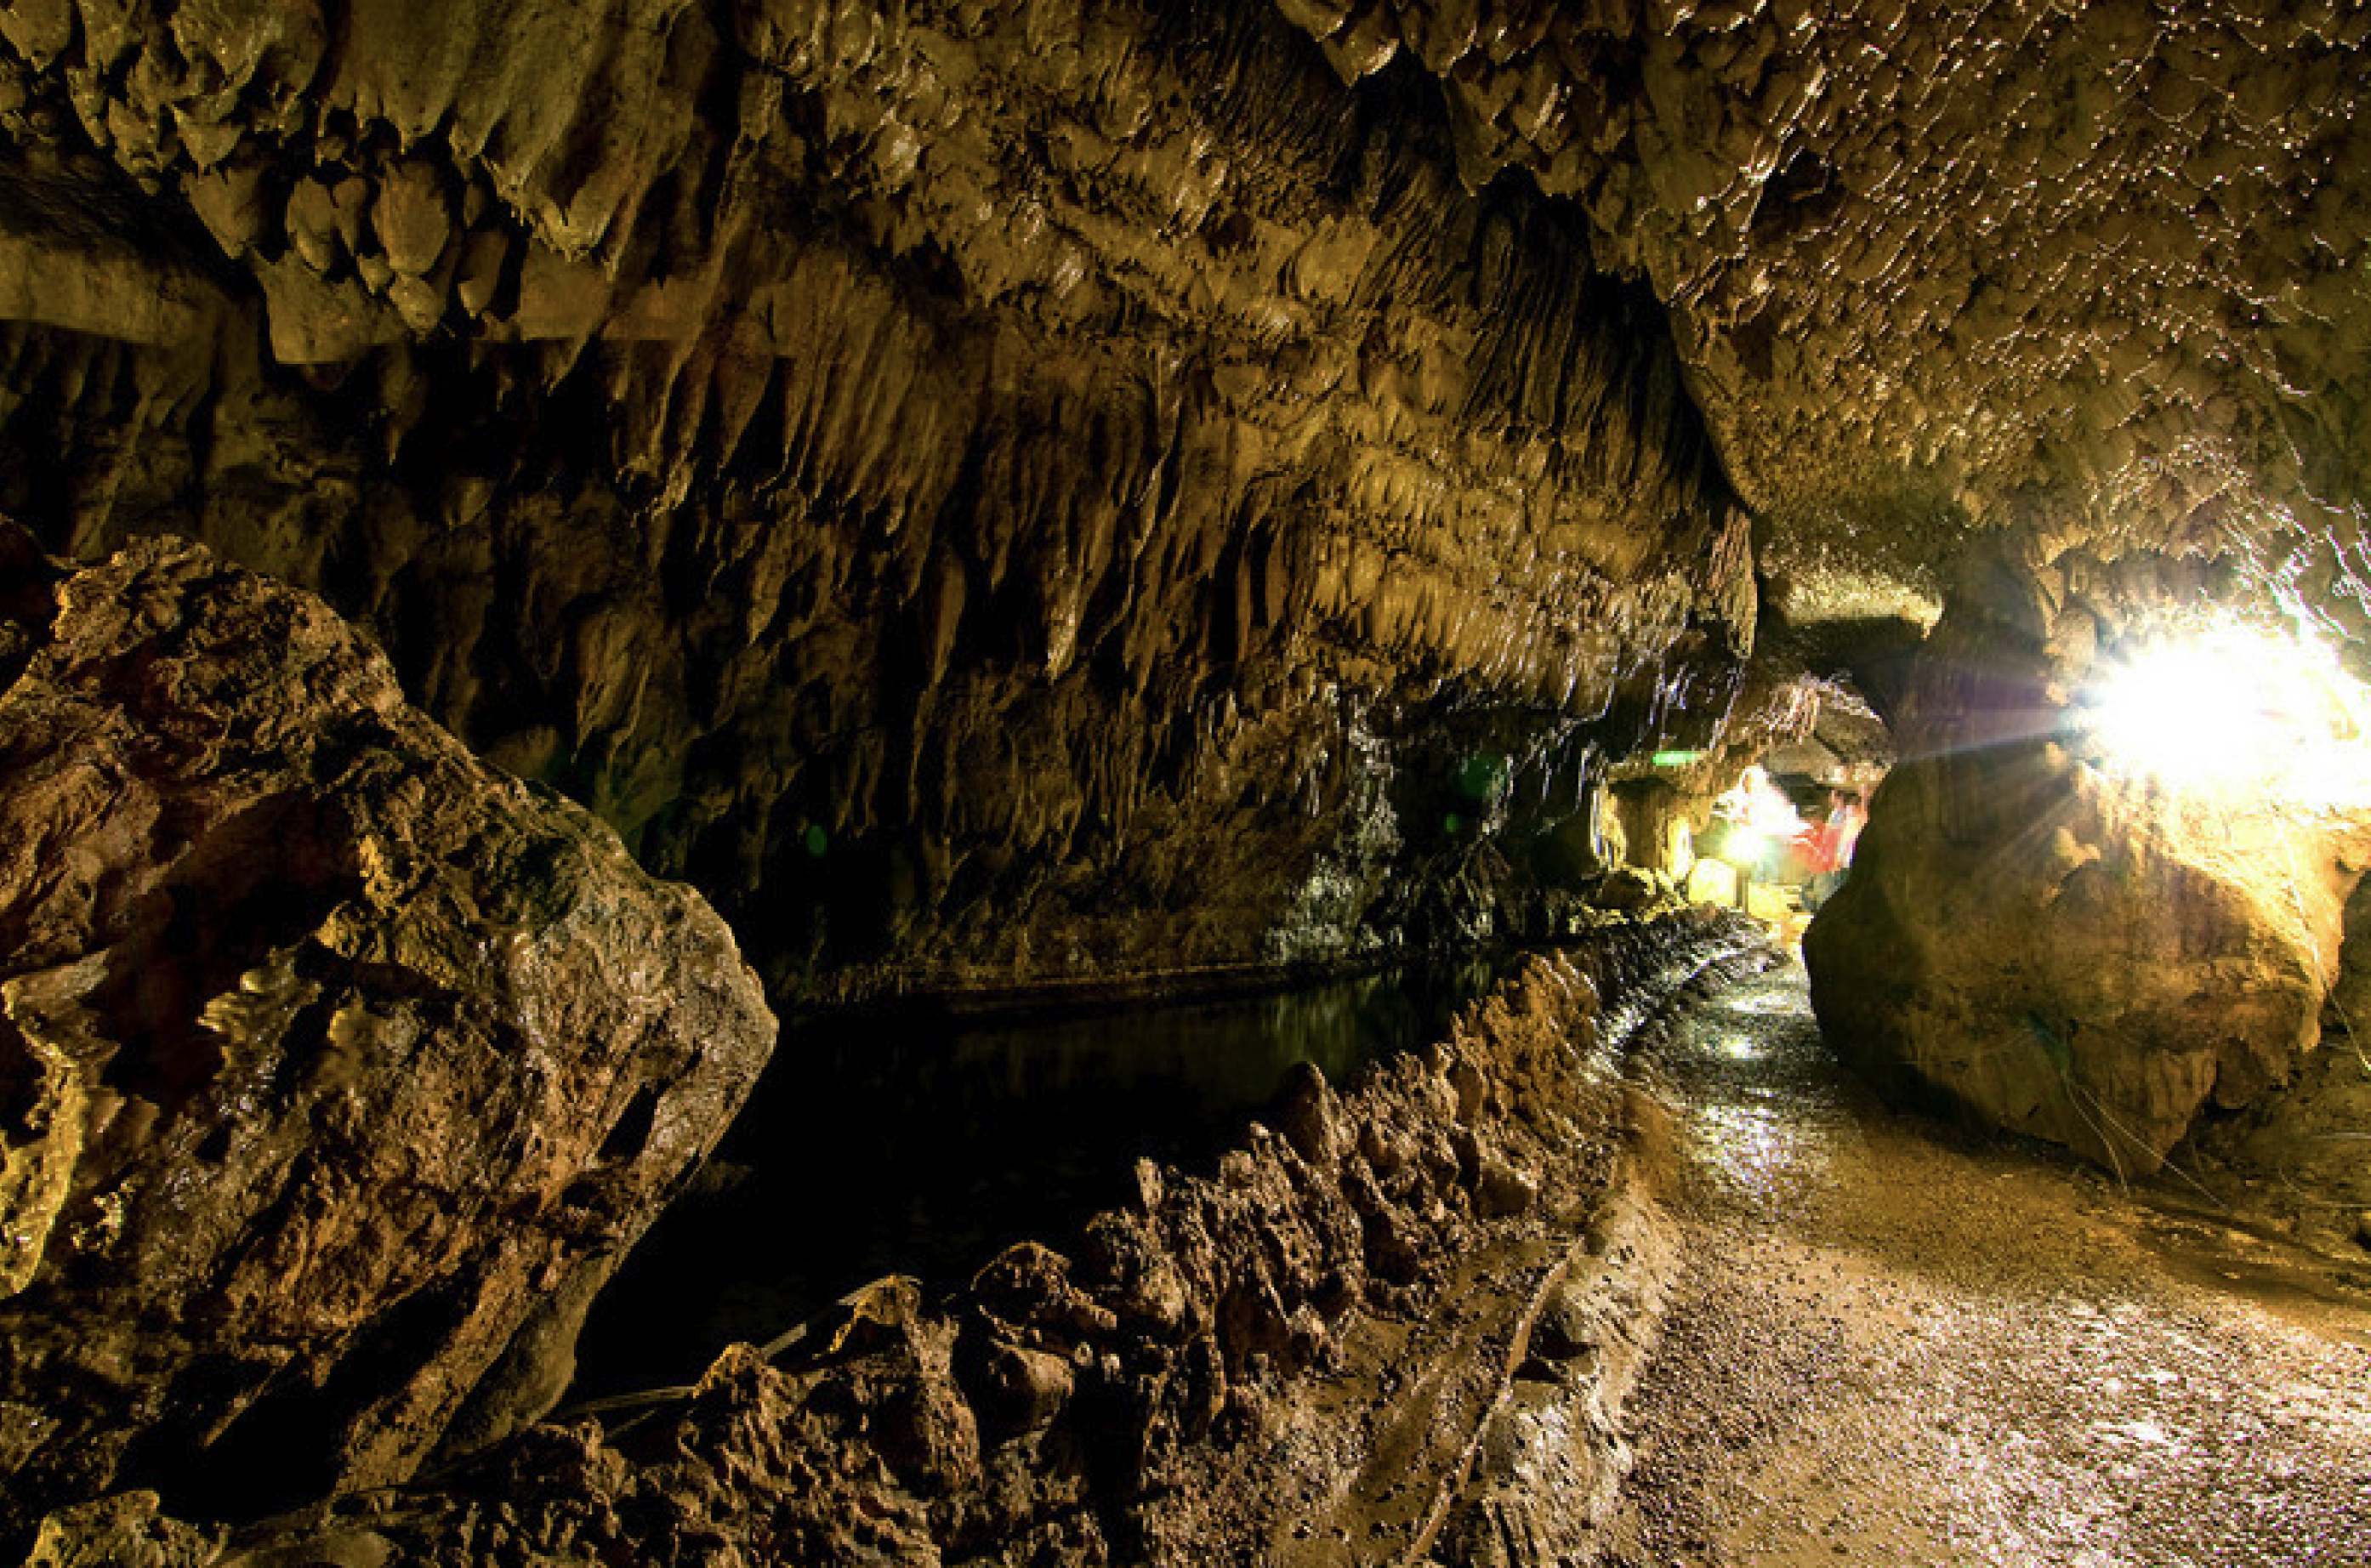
left=1606, top=965, right=2371, bottom=1567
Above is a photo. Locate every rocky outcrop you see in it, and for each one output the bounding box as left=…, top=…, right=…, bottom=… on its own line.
left=2177, top=874, right=2371, bottom=1250
left=22, top=912, right=1769, bottom=1565
left=0, top=528, right=776, bottom=1537
left=1805, top=546, right=2371, bottom=1175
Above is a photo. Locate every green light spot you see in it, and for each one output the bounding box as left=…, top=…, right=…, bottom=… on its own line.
left=803, top=824, right=828, bottom=858
left=1453, top=751, right=1510, bottom=802
left=1651, top=749, right=1705, bottom=768
left=1444, top=812, right=1464, bottom=835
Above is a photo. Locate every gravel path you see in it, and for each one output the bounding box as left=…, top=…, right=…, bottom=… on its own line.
left=1603, top=963, right=2371, bottom=1568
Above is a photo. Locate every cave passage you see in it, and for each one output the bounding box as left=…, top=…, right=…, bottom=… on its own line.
left=571, top=952, right=1514, bottom=1398
left=1606, top=965, right=2371, bottom=1564
left=12, top=0, right=2371, bottom=1554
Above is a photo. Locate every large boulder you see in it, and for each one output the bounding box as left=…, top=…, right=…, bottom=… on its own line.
left=1806, top=546, right=2371, bottom=1174
left=2178, top=876, right=2371, bottom=1244
left=0, top=529, right=775, bottom=1535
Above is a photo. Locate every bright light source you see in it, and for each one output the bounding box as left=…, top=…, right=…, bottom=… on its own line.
left=2079, top=619, right=2371, bottom=809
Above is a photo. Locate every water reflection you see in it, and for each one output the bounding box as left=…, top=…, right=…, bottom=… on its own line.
left=1692, top=1103, right=1805, bottom=1193
left=1711, top=1028, right=1762, bottom=1061
left=572, top=955, right=1508, bottom=1396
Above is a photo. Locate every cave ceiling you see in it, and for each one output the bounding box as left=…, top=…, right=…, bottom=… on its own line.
left=1307, top=0, right=2371, bottom=634
left=0, top=0, right=2365, bottom=990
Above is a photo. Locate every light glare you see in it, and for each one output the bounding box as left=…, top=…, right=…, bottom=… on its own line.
left=2081, top=622, right=2371, bottom=809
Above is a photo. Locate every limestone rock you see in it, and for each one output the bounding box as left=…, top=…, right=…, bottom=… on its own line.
left=0, top=0, right=1752, bottom=1007
left=0, top=528, right=775, bottom=1535
left=20, top=1492, right=217, bottom=1568
left=1805, top=547, right=2371, bottom=1173
left=3, top=0, right=2371, bottom=1010
left=29, top=912, right=1765, bottom=1565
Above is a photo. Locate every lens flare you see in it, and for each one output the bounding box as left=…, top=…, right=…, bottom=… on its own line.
left=2078, top=620, right=2371, bottom=809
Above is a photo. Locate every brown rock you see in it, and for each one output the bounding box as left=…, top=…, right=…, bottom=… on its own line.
left=970, top=1241, right=1118, bottom=1342
left=1363, top=1206, right=1432, bottom=1285
left=1529, top=1278, right=1598, bottom=1363
left=371, top=159, right=452, bottom=278
left=20, top=1491, right=217, bottom=1568
left=1475, top=1152, right=1538, bottom=1218
left=0, top=531, right=774, bottom=1533
left=969, top=1337, right=1076, bottom=1434
left=1806, top=548, right=2371, bottom=1173
left=11, top=923, right=1767, bottom=1565
left=1272, top=1060, right=1341, bottom=1167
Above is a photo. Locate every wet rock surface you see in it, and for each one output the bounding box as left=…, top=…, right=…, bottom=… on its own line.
left=0, top=529, right=776, bottom=1540
left=21, top=912, right=1768, bottom=1564
left=1609, top=965, right=2371, bottom=1566
left=1806, top=545, right=2371, bottom=1173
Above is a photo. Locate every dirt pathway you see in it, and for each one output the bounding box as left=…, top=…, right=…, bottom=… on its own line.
left=1603, top=963, right=2371, bottom=1568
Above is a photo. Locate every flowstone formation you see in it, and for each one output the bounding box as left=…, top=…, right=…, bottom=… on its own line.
left=2, top=0, right=2359, bottom=1001
left=1277, top=0, right=2371, bottom=633
left=0, top=529, right=776, bottom=1538
left=0, top=0, right=1757, bottom=1003
left=1805, top=546, right=2371, bottom=1178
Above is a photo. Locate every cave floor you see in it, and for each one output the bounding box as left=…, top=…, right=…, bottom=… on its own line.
left=1602, top=964, right=2371, bottom=1567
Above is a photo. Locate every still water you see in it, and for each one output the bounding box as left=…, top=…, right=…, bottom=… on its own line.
left=571, top=955, right=1509, bottom=1397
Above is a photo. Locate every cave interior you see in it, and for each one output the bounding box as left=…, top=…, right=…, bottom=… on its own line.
left=1, top=0, right=2368, bottom=1558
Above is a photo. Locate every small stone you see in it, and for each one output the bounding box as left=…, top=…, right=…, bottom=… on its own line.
left=1532, top=1281, right=1598, bottom=1361
left=975, top=1339, right=1074, bottom=1433
left=1475, top=1156, right=1537, bottom=1219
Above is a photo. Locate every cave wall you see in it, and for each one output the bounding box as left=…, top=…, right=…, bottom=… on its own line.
left=3, top=0, right=2369, bottom=1124
left=1272, top=0, right=2371, bottom=637
left=6, top=1, right=2369, bottom=1000
left=0, top=0, right=1756, bottom=1003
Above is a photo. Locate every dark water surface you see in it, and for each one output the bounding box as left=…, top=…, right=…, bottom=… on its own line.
left=571, top=955, right=1510, bottom=1397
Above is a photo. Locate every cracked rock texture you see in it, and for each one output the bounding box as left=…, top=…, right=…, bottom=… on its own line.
left=1805, top=544, right=2371, bottom=1177
left=0, top=528, right=776, bottom=1538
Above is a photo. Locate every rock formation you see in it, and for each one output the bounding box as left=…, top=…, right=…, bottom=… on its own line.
left=0, top=0, right=1765, bottom=1004
left=0, top=528, right=776, bottom=1537
left=3, top=0, right=2367, bottom=1003
left=1805, top=545, right=2371, bottom=1176
left=20, top=914, right=1770, bottom=1567
left=1274, top=2, right=2371, bottom=629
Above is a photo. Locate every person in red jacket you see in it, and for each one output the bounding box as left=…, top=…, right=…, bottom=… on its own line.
left=1804, top=789, right=1867, bottom=910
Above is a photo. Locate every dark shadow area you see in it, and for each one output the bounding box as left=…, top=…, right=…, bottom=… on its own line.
left=571, top=953, right=1514, bottom=1397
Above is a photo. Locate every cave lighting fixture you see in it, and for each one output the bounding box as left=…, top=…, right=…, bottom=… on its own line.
left=2078, top=616, right=2371, bottom=810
